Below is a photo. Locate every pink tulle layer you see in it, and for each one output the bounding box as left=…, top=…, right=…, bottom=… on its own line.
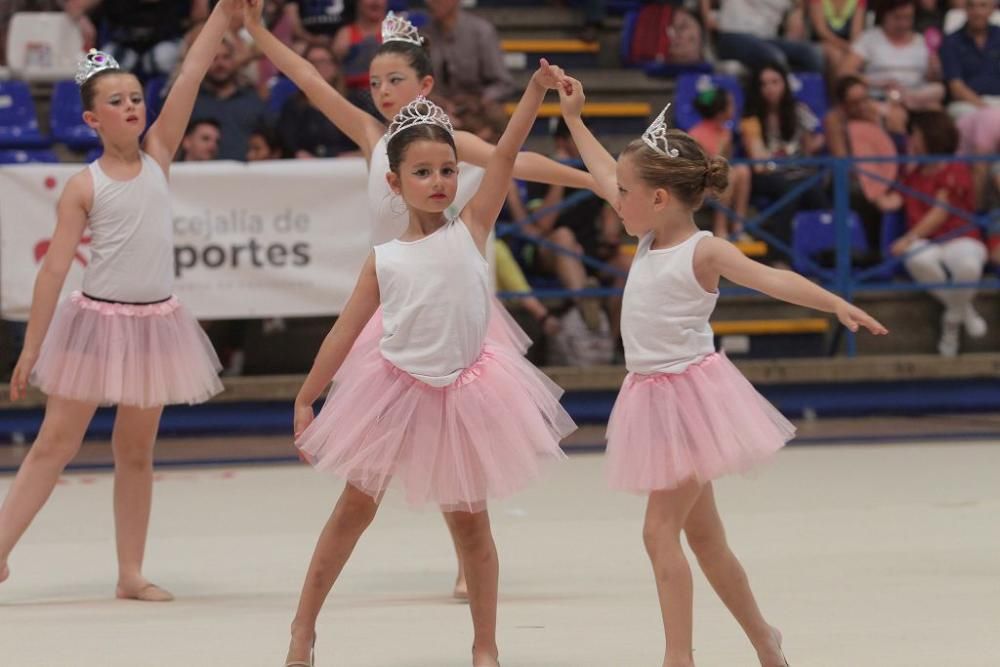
left=296, top=309, right=574, bottom=513
left=30, top=291, right=223, bottom=408
left=606, top=352, right=795, bottom=493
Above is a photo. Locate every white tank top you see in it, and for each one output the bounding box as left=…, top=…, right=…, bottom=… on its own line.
left=367, top=135, right=485, bottom=245
left=82, top=152, right=174, bottom=303
left=621, top=231, right=718, bottom=374
left=374, top=218, right=490, bottom=387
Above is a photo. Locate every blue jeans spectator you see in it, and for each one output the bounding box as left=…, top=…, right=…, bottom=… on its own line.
left=716, top=32, right=823, bottom=72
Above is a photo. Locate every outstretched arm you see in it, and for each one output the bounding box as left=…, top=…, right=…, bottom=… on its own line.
left=293, top=253, right=381, bottom=436
left=699, top=237, right=888, bottom=335
left=557, top=77, right=618, bottom=203
left=455, top=130, right=596, bottom=191
left=244, top=0, right=384, bottom=157
left=144, top=0, right=237, bottom=171
left=462, top=59, right=565, bottom=247
left=10, top=172, right=92, bottom=400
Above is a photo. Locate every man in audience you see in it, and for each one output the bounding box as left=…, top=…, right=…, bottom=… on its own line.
left=192, top=37, right=269, bottom=161
left=180, top=117, right=221, bottom=161
left=940, top=0, right=1000, bottom=199
left=422, top=0, right=516, bottom=102
left=284, top=0, right=354, bottom=48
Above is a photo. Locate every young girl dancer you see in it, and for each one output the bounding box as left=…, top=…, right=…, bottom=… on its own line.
left=557, top=79, right=888, bottom=667
left=0, top=1, right=237, bottom=601
left=244, top=3, right=591, bottom=597
left=279, top=66, right=575, bottom=667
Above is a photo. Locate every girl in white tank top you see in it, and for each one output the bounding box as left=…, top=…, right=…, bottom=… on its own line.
left=284, top=72, right=577, bottom=667
left=3, top=3, right=238, bottom=605
left=245, top=8, right=590, bottom=614
left=559, top=80, right=888, bottom=666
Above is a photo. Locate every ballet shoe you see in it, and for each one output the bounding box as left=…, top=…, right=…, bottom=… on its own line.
left=285, top=637, right=315, bottom=667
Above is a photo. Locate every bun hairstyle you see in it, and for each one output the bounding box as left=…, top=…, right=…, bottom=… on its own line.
left=376, top=11, right=433, bottom=79
left=622, top=129, right=729, bottom=209
left=375, top=39, right=433, bottom=79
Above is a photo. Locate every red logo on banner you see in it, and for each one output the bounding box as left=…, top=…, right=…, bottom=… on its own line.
left=34, top=236, right=92, bottom=267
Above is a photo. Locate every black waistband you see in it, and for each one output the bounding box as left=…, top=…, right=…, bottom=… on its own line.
left=82, top=292, right=172, bottom=306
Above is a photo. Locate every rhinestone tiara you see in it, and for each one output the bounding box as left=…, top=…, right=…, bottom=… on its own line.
left=386, top=96, right=454, bottom=141
left=381, top=11, right=423, bottom=46
left=75, top=48, right=120, bottom=86
left=641, top=103, right=679, bottom=158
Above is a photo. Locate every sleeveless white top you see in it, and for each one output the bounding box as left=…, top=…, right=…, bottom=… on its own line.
left=621, top=231, right=718, bottom=374
left=82, top=152, right=174, bottom=303
left=374, top=218, right=490, bottom=387
left=367, top=135, right=485, bottom=245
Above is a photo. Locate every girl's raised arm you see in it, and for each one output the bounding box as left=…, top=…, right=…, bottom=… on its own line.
left=557, top=77, right=618, bottom=203
left=454, top=130, right=596, bottom=191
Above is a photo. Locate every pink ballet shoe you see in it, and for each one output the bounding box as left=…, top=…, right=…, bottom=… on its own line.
left=285, top=637, right=315, bottom=667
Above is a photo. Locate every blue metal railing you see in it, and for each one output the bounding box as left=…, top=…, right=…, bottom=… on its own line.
left=497, top=153, right=1000, bottom=356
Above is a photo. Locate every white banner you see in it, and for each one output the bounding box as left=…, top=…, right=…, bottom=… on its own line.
left=0, top=159, right=372, bottom=321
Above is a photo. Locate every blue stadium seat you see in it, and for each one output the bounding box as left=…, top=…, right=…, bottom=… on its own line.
left=673, top=73, right=744, bottom=131
left=874, top=209, right=910, bottom=279
left=792, top=210, right=868, bottom=276
left=50, top=80, right=102, bottom=151
left=0, top=149, right=59, bottom=164
left=619, top=9, right=639, bottom=67
left=267, top=75, right=298, bottom=115
left=0, top=80, right=50, bottom=148
left=144, top=75, right=168, bottom=124
left=790, top=72, right=828, bottom=128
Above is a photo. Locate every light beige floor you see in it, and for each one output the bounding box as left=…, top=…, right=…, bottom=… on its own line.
left=1, top=442, right=999, bottom=667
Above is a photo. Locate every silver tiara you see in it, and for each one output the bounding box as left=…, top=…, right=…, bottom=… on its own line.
left=381, top=11, right=422, bottom=46
left=641, top=103, right=679, bottom=158
left=386, top=96, right=454, bottom=141
left=75, top=48, right=120, bottom=86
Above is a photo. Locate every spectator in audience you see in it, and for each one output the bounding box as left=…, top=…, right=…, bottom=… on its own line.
left=809, top=0, right=867, bottom=74
left=0, top=0, right=96, bottom=64
left=284, top=0, right=354, bottom=48
left=667, top=7, right=708, bottom=67
left=246, top=122, right=285, bottom=160
left=192, top=37, right=269, bottom=160
left=825, top=75, right=903, bottom=250
left=888, top=111, right=989, bottom=356
left=706, top=0, right=824, bottom=73
left=741, top=64, right=829, bottom=259
left=88, top=0, right=206, bottom=82
left=519, top=119, right=629, bottom=333
left=422, top=0, right=517, bottom=102
left=840, top=0, right=946, bottom=111
left=332, top=0, right=385, bottom=95
left=689, top=85, right=752, bottom=238
left=180, top=117, right=222, bottom=161
left=275, top=43, right=360, bottom=157
left=940, top=0, right=1000, bottom=199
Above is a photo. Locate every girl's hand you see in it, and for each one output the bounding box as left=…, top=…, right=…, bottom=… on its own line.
left=890, top=235, right=914, bottom=257
left=243, top=0, right=265, bottom=27
left=835, top=300, right=888, bottom=335
left=531, top=58, right=569, bottom=93
left=218, top=0, right=245, bottom=17
left=558, top=77, right=586, bottom=119
left=293, top=401, right=315, bottom=439
left=9, top=350, right=38, bottom=401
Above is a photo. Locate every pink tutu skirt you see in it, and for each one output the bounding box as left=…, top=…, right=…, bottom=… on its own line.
left=606, top=352, right=795, bottom=493
left=30, top=291, right=223, bottom=408
left=296, top=310, right=574, bottom=513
